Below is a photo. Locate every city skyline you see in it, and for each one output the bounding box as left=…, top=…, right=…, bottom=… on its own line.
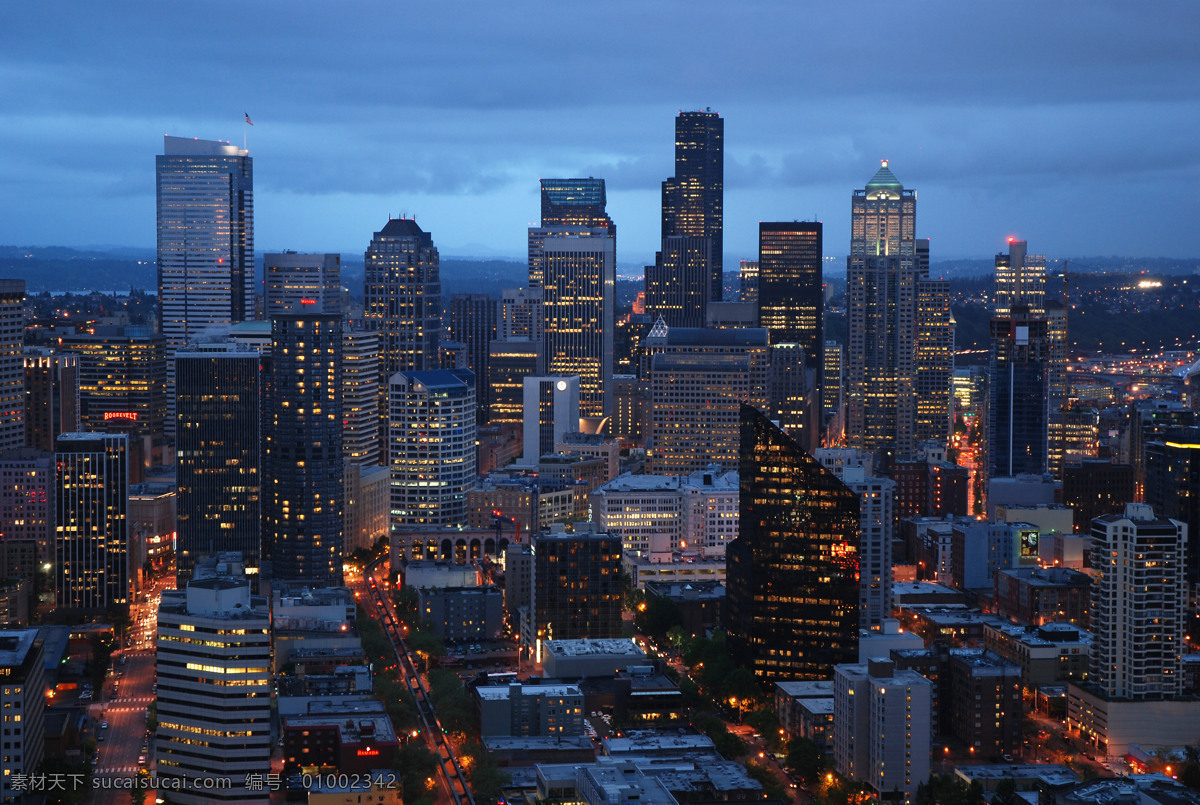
left=2, top=4, right=1199, bottom=263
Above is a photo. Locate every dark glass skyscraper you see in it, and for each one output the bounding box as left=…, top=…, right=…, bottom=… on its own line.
left=988, top=310, right=1050, bottom=477
left=175, top=346, right=261, bottom=585
left=532, top=526, right=623, bottom=643
left=758, top=222, right=823, bottom=361
left=725, top=404, right=859, bottom=682
left=263, top=255, right=343, bottom=587
left=644, top=235, right=711, bottom=328
left=447, top=293, right=498, bottom=423
left=662, top=110, right=723, bottom=301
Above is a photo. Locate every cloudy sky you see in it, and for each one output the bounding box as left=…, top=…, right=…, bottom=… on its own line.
left=3, top=2, right=1198, bottom=269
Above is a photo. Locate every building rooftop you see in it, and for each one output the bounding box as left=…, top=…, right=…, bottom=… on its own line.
left=775, top=680, right=835, bottom=699
left=546, top=638, right=646, bottom=659
left=602, top=732, right=716, bottom=755
left=864, top=161, right=903, bottom=190
left=375, top=217, right=432, bottom=243
left=646, top=326, right=769, bottom=347
left=476, top=683, right=582, bottom=701
left=0, top=629, right=38, bottom=669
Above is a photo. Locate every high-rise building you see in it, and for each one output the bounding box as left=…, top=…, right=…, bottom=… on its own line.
left=60, top=325, right=168, bottom=475
left=447, top=293, right=498, bottom=422
left=1143, top=430, right=1200, bottom=603
left=0, top=448, right=55, bottom=576
left=363, top=218, right=441, bottom=374
left=846, top=162, right=951, bottom=461
left=174, top=345, right=261, bottom=585
left=264, top=252, right=342, bottom=316
left=739, top=260, right=759, bottom=303
left=156, top=136, right=253, bottom=437
left=767, top=342, right=819, bottom=452
left=23, top=347, right=78, bottom=453
left=915, top=277, right=954, bottom=447
left=644, top=235, right=711, bottom=328
left=488, top=340, right=543, bottom=425
left=530, top=179, right=615, bottom=290
left=1088, top=504, right=1186, bottom=699
left=649, top=353, right=748, bottom=475
left=988, top=310, right=1050, bottom=478
left=156, top=555, right=271, bottom=804
left=0, top=281, right=24, bottom=454
left=389, top=369, right=476, bottom=528
left=263, top=255, right=343, bottom=587
left=498, top=287, right=543, bottom=342
left=342, top=329, right=381, bottom=467
left=725, top=405, right=859, bottom=682
left=641, top=321, right=771, bottom=410
left=662, top=110, right=723, bottom=301
left=541, top=233, right=615, bottom=420
left=531, top=525, right=623, bottom=646
left=834, top=659, right=932, bottom=804
left=758, top=222, right=823, bottom=373
left=0, top=630, right=45, bottom=805
left=55, top=432, right=129, bottom=613
left=993, top=238, right=1046, bottom=318
left=823, top=340, right=843, bottom=424
left=522, top=376, right=580, bottom=464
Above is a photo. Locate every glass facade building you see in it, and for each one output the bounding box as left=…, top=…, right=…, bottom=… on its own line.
left=725, top=405, right=859, bottom=682
left=363, top=218, right=441, bottom=374
left=644, top=235, right=711, bottom=328
left=662, top=110, right=724, bottom=301
left=175, top=346, right=261, bottom=585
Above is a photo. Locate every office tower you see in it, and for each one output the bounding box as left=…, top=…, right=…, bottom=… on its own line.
left=847, top=161, right=951, bottom=461
left=649, top=353, right=748, bottom=475
left=993, top=238, right=1045, bottom=317
left=448, top=293, right=498, bottom=422
left=264, top=252, right=342, bottom=316
left=389, top=369, right=476, bottom=528
left=0, top=448, right=55, bottom=577
left=23, top=347, right=78, bottom=452
left=1128, top=400, right=1196, bottom=498
left=488, top=340, right=543, bottom=425
left=263, top=255, right=343, bottom=587
left=725, top=405, right=859, bottom=681
left=1143, top=430, right=1200, bottom=602
left=174, top=346, right=261, bottom=585
left=55, top=432, right=129, bottom=613
left=817, top=459, right=895, bottom=631
left=363, top=218, right=441, bottom=373
left=612, top=374, right=648, bottom=446
left=530, top=178, right=615, bottom=289
left=0, top=630, right=45, bottom=804
left=522, top=375, right=580, bottom=463
left=644, top=236, right=711, bottom=328
left=823, top=340, right=843, bottom=423
left=532, top=525, right=622, bottom=645
left=541, top=233, right=615, bottom=420
left=662, top=110, right=723, bottom=301
left=758, top=222, right=823, bottom=371
left=156, top=556, right=271, bottom=804
left=915, top=277, right=954, bottom=447
left=499, top=287, right=543, bottom=342
left=767, top=342, right=819, bottom=452
left=834, top=659, right=932, bottom=803
left=157, top=136, right=253, bottom=438
left=60, top=325, right=168, bottom=477
left=342, top=329, right=381, bottom=467
left=988, top=310, right=1050, bottom=477
left=0, top=281, right=24, bottom=453
left=739, top=260, right=759, bottom=303
left=1062, top=459, right=1135, bottom=531
left=1089, top=504, right=1186, bottom=699
left=641, top=321, right=771, bottom=409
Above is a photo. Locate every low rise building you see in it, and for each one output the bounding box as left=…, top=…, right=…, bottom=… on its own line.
left=624, top=553, right=726, bottom=590
left=476, top=682, right=585, bottom=737
left=417, top=585, right=503, bottom=644
left=775, top=680, right=835, bottom=752
left=994, top=566, right=1091, bottom=628
left=543, top=638, right=647, bottom=679
left=281, top=698, right=399, bottom=775
left=983, top=622, right=1091, bottom=688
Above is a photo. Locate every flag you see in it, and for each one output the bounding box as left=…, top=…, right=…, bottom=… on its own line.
left=244, top=113, right=254, bottom=126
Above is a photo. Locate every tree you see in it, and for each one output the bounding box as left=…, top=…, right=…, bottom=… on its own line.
left=391, top=742, right=440, bottom=805
left=914, top=773, right=985, bottom=805
left=744, top=760, right=791, bottom=804
left=991, top=777, right=1019, bottom=805
left=785, top=737, right=824, bottom=785
left=634, top=594, right=682, bottom=639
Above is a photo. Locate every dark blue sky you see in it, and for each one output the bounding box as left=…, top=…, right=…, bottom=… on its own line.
left=3, top=1, right=1199, bottom=269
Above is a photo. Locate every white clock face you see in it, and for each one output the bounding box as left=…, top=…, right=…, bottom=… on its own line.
left=556, top=380, right=568, bottom=391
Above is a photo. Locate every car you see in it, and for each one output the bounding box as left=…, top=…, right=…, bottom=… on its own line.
left=101, top=722, right=108, bottom=730
left=138, top=755, right=146, bottom=765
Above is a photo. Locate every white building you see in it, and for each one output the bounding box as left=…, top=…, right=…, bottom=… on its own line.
left=389, top=369, right=477, bottom=528
left=834, top=659, right=932, bottom=804
left=522, top=376, right=580, bottom=464
left=155, top=554, right=271, bottom=804
left=589, top=467, right=738, bottom=557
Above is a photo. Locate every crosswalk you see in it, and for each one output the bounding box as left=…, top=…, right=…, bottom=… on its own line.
left=107, top=697, right=154, bottom=708
left=95, top=766, right=143, bottom=775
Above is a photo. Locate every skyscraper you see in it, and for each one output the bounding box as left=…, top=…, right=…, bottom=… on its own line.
left=649, top=353, right=749, bottom=475
left=994, top=238, right=1046, bottom=317
left=542, top=234, right=615, bottom=421
left=447, top=293, right=498, bottom=423
left=342, top=329, right=381, bottom=467
left=174, top=345, right=261, bottom=585
left=23, top=347, right=78, bottom=453
left=644, top=236, right=711, bottom=328
left=363, top=218, right=441, bottom=373
left=522, top=376, right=580, bottom=464
left=988, top=310, right=1050, bottom=477
left=725, top=404, right=859, bottom=682
left=530, top=179, right=615, bottom=289
left=0, top=280, right=25, bottom=453
left=662, top=110, right=723, bottom=301
left=532, top=525, right=623, bottom=645
left=55, top=432, right=129, bottom=613
left=758, top=222, right=823, bottom=367
left=389, top=368, right=477, bottom=528
left=157, top=136, right=253, bottom=437
left=915, top=277, right=955, bottom=447
left=263, top=254, right=343, bottom=587
left=846, top=162, right=952, bottom=461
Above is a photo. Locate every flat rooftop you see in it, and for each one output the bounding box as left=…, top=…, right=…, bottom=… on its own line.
left=546, top=638, right=646, bottom=658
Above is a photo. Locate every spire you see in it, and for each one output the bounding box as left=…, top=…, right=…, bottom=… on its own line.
left=865, top=159, right=903, bottom=191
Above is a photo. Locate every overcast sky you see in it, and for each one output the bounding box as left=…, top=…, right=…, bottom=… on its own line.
left=3, top=1, right=1198, bottom=269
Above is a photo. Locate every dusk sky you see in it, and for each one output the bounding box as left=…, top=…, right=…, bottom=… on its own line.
left=3, top=2, right=1198, bottom=270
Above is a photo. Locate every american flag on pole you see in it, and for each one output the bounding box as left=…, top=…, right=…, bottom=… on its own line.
left=245, top=113, right=254, bottom=126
